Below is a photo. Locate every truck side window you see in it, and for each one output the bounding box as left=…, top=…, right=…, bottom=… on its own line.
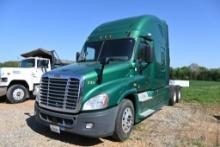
left=37, top=60, right=49, bottom=68
left=86, top=47, right=95, bottom=61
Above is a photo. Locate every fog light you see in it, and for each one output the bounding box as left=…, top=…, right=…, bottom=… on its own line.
left=85, top=123, right=94, bottom=129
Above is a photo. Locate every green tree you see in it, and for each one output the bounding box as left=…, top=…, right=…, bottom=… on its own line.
left=170, top=65, right=220, bottom=81
left=0, top=61, right=19, bottom=67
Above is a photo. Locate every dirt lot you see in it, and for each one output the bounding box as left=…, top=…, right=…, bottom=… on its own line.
left=0, top=98, right=220, bottom=147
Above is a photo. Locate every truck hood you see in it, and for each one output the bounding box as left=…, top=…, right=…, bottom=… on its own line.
left=44, top=61, right=130, bottom=80
left=45, top=62, right=100, bottom=77
left=0, top=67, right=35, bottom=77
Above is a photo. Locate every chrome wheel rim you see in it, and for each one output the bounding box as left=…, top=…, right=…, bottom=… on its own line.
left=178, top=91, right=181, bottom=100
left=173, top=92, right=177, bottom=102
left=122, top=107, right=133, bottom=133
left=13, top=88, right=25, bottom=100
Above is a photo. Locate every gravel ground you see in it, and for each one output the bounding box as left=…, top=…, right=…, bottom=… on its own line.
left=0, top=97, right=220, bottom=147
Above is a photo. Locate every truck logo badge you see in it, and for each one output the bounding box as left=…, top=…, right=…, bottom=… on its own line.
left=138, top=92, right=152, bottom=102
left=87, top=81, right=95, bottom=85
left=13, top=71, right=20, bottom=74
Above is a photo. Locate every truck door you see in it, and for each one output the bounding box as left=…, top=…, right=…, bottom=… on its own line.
left=136, top=39, right=153, bottom=90
left=34, top=59, right=49, bottom=84
left=135, top=39, right=155, bottom=112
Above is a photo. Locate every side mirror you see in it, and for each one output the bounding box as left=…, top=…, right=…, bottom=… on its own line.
left=75, top=52, right=80, bottom=62
left=139, top=44, right=153, bottom=63
left=100, top=57, right=110, bottom=65
left=146, top=46, right=153, bottom=63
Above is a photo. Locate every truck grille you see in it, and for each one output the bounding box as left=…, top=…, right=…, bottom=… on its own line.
left=39, top=77, right=80, bottom=113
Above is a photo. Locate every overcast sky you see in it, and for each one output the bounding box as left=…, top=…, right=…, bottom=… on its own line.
left=0, top=0, right=219, bottom=68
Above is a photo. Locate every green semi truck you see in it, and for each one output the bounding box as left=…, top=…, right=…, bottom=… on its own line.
left=35, top=15, right=188, bottom=141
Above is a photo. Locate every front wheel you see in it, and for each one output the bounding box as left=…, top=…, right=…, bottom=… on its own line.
left=6, top=84, right=29, bottom=103
left=112, top=99, right=134, bottom=141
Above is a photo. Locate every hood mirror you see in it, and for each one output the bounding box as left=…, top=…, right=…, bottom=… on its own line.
left=75, top=52, right=80, bottom=62
left=97, top=58, right=110, bottom=84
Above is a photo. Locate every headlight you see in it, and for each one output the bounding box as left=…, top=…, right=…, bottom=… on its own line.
left=82, top=93, right=109, bottom=111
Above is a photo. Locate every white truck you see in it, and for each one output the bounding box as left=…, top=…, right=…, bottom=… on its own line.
left=0, top=49, right=72, bottom=103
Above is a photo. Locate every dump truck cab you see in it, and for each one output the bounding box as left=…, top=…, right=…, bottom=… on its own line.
left=0, top=49, right=72, bottom=103
left=35, top=15, right=171, bottom=141
left=0, top=57, right=51, bottom=103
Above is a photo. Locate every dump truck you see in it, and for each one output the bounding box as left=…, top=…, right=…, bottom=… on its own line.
left=0, top=48, right=72, bottom=103
left=35, top=15, right=189, bottom=141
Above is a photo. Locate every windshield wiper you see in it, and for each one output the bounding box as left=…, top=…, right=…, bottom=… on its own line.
left=96, top=56, right=129, bottom=84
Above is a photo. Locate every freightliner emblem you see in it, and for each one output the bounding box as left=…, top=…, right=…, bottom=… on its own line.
left=53, top=74, right=62, bottom=78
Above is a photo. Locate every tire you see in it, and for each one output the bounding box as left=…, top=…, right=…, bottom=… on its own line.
left=175, top=86, right=181, bottom=103
left=169, top=86, right=177, bottom=106
left=112, top=99, right=134, bottom=141
left=6, top=84, right=30, bottom=103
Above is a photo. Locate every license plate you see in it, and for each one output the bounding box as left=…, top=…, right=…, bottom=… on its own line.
left=50, top=124, right=60, bottom=134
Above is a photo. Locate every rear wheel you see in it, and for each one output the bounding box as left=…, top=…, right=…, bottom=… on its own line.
left=112, top=99, right=134, bottom=141
left=6, top=84, right=29, bottom=103
left=175, top=86, right=181, bottom=103
left=169, top=86, right=177, bottom=106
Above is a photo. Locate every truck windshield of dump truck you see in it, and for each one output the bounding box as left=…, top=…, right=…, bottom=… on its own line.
left=78, top=38, right=135, bottom=62
left=20, top=59, right=35, bottom=68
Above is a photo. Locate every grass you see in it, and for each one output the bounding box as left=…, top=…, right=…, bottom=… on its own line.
left=182, top=80, right=220, bottom=106
left=179, top=138, right=206, bottom=147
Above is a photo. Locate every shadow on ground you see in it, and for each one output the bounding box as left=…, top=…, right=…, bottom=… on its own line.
left=25, top=114, right=104, bottom=146
left=0, top=96, right=6, bottom=103
left=213, top=115, right=220, bottom=123
left=0, top=96, right=36, bottom=104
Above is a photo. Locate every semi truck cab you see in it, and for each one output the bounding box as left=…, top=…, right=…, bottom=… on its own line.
left=35, top=15, right=178, bottom=141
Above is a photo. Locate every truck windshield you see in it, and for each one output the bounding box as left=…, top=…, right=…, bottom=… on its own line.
left=78, top=38, right=135, bottom=62
left=20, top=59, right=35, bottom=68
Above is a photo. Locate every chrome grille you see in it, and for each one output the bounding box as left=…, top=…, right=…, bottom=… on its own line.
left=39, top=77, right=80, bottom=112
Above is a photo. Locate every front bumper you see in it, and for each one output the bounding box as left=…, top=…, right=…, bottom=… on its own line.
left=0, top=86, right=7, bottom=97
left=35, top=102, right=118, bottom=138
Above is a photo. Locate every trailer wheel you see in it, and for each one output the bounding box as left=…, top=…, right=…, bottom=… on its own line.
left=6, top=84, right=29, bottom=103
left=169, top=86, right=176, bottom=106
left=112, top=99, right=134, bottom=141
left=175, top=86, right=181, bottom=103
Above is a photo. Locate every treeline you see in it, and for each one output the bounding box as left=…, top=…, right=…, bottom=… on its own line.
left=0, top=61, right=220, bottom=81
left=170, top=65, right=220, bottom=81
left=0, top=61, right=19, bottom=67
